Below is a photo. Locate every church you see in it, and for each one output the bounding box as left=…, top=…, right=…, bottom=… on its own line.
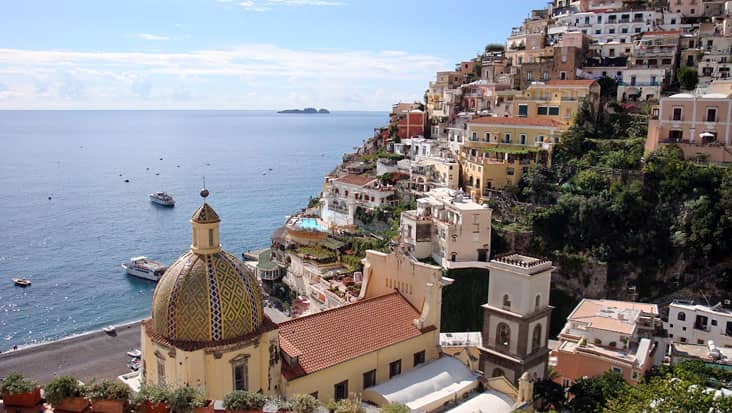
left=139, top=190, right=548, bottom=409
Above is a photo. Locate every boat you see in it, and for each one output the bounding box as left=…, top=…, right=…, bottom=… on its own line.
left=149, top=192, right=175, bottom=207
left=127, top=349, right=142, bottom=358
left=122, top=256, right=168, bottom=282
left=12, top=278, right=31, bottom=287
left=103, top=325, right=116, bottom=334
left=127, top=359, right=141, bottom=371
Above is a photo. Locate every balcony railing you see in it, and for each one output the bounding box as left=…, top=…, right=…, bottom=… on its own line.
left=618, top=81, right=659, bottom=86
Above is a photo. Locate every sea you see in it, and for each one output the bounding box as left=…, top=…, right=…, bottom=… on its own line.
left=0, top=110, right=387, bottom=350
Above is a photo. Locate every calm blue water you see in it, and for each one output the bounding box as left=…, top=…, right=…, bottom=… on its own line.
left=0, top=110, right=386, bottom=350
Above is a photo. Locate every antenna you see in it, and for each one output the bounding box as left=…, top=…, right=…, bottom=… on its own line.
left=700, top=290, right=711, bottom=306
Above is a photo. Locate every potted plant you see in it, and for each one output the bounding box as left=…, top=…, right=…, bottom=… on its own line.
left=168, top=386, right=211, bottom=413
left=84, top=380, right=130, bottom=413
left=0, top=372, right=41, bottom=407
left=380, top=403, right=409, bottom=413
left=131, top=384, right=171, bottom=413
left=289, top=394, right=318, bottom=413
left=222, top=390, right=266, bottom=413
left=44, top=376, right=89, bottom=413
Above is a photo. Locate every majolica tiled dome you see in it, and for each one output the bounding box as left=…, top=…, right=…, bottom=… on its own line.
left=151, top=200, right=263, bottom=344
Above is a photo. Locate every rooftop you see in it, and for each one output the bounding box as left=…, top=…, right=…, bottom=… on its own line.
left=543, top=79, right=597, bottom=87
left=440, top=332, right=483, bottom=347
left=278, top=292, right=433, bottom=379
left=488, top=254, right=553, bottom=274
left=334, top=174, right=376, bottom=187
left=567, top=299, right=658, bottom=335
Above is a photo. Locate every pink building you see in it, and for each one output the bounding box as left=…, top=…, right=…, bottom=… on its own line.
left=552, top=299, right=662, bottom=387
left=646, top=80, right=732, bottom=163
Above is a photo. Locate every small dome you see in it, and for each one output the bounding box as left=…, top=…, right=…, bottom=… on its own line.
left=192, top=203, right=220, bottom=224
left=152, top=250, right=264, bottom=343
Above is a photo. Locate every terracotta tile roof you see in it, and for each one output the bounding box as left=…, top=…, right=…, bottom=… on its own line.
left=544, top=80, right=597, bottom=87
left=468, top=117, right=564, bottom=128
left=334, top=174, right=376, bottom=187
left=567, top=299, right=658, bottom=335
left=143, top=316, right=278, bottom=352
left=278, top=292, right=432, bottom=378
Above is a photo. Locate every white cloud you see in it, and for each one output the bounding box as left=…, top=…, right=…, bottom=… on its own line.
left=0, top=44, right=444, bottom=109
left=136, top=33, right=170, bottom=41
left=235, top=0, right=343, bottom=11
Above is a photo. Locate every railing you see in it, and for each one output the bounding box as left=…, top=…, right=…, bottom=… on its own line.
left=618, top=81, right=659, bottom=86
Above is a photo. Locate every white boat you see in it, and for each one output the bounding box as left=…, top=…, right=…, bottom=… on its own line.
left=122, top=256, right=167, bottom=282
left=12, top=278, right=31, bottom=287
left=127, top=349, right=142, bottom=358
left=103, top=325, right=116, bottom=334
left=149, top=192, right=175, bottom=207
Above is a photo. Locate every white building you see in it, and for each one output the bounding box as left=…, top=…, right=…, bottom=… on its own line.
left=406, top=157, right=459, bottom=195
left=393, top=137, right=434, bottom=160
left=666, top=300, right=732, bottom=348
left=320, top=174, right=396, bottom=227
left=399, top=188, right=491, bottom=270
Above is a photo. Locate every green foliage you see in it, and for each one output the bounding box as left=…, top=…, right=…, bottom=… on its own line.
left=297, top=245, right=336, bottom=260
left=568, top=371, right=628, bottom=413
left=222, top=390, right=266, bottom=410
left=168, top=386, right=207, bottom=412
left=333, top=398, right=365, bottom=413
left=533, top=379, right=565, bottom=412
left=132, top=383, right=171, bottom=407
left=440, top=268, right=490, bottom=332
left=0, top=372, right=37, bottom=395
left=83, top=380, right=131, bottom=401
left=289, top=394, right=319, bottom=413
left=485, top=43, right=505, bottom=53
left=380, top=402, right=409, bottom=413
left=43, top=376, right=85, bottom=405
left=307, top=197, right=321, bottom=209
left=677, top=66, right=699, bottom=91
left=518, top=165, right=557, bottom=204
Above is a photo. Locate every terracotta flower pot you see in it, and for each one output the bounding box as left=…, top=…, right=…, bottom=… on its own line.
left=55, top=396, right=91, bottom=413
left=141, top=401, right=169, bottom=413
left=2, top=387, right=42, bottom=407
left=193, top=401, right=214, bottom=413
left=92, top=399, right=127, bottom=413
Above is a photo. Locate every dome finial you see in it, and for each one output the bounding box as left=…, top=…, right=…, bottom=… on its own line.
left=200, top=176, right=209, bottom=200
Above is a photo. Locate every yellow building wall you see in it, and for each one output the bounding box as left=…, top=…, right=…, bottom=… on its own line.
left=283, top=330, right=439, bottom=403
left=141, top=326, right=281, bottom=401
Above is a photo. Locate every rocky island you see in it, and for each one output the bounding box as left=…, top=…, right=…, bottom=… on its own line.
left=277, top=107, right=330, bottom=114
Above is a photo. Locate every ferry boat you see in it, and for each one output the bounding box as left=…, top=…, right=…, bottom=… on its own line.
left=122, top=256, right=167, bottom=281
left=149, top=192, right=175, bottom=207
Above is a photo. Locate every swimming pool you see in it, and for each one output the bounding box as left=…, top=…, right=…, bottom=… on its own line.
left=298, top=218, right=326, bottom=232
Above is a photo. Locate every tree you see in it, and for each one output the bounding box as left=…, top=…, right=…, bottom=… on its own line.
left=677, top=66, right=699, bottom=91
left=567, top=371, right=628, bottom=413
left=533, top=379, right=565, bottom=412
left=485, top=43, right=505, bottom=53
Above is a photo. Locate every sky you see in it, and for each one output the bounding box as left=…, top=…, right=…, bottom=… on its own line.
left=0, top=0, right=548, bottom=110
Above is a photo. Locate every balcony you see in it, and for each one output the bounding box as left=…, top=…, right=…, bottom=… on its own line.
left=618, top=81, right=659, bottom=86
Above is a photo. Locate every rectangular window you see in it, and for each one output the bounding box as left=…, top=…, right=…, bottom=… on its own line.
left=712, top=319, right=718, bottom=326
left=548, top=107, right=560, bottom=116
left=413, top=350, right=426, bottom=367
left=538, top=107, right=548, bottom=115
left=673, top=108, right=682, bottom=121
left=233, top=360, right=248, bottom=391
left=334, top=380, right=348, bottom=400
left=484, top=132, right=490, bottom=142
left=504, top=133, right=511, bottom=143
left=527, top=71, right=533, bottom=81
left=471, top=132, right=477, bottom=141
left=612, top=366, right=622, bottom=374
left=389, top=360, right=402, bottom=378
left=518, top=104, right=528, bottom=117
left=208, top=229, right=214, bottom=247
left=363, top=370, right=376, bottom=389
left=536, top=135, right=545, bottom=143
left=726, top=321, right=732, bottom=336
left=520, top=134, right=527, bottom=145
left=707, top=108, right=717, bottom=122
left=157, top=358, right=166, bottom=385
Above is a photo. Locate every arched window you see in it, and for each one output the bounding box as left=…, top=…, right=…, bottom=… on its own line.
left=535, top=294, right=541, bottom=311
left=496, top=322, right=511, bottom=349
left=678, top=312, right=686, bottom=321
left=502, top=294, right=511, bottom=310
left=492, top=368, right=505, bottom=377
left=532, top=324, right=542, bottom=352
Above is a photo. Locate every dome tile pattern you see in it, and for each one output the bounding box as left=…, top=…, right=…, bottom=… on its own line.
left=192, top=203, right=220, bottom=224
left=152, top=250, right=263, bottom=343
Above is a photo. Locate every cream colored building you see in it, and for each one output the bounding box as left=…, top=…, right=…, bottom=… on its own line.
left=511, top=80, right=601, bottom=125
left=400, top=188, right=492, bottom=270
left=646, top=80, right=732, bottom=163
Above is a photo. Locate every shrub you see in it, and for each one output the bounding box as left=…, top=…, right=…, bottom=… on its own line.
left=222, top=390, right=266, bottom=410
left=84, top=380, right=130, bottom=401
left=168, top=386, right=207, bottom=412
left=131, top=383, right=171, bottom=407
left=290, top=394, right=319, bottom=413
left=44, top=376, right=84, bottom=405
left=0, top=372, right=37, bottom=395
left=380, top=403, right=409, bottom=413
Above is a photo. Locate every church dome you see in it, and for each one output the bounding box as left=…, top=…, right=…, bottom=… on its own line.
left=151, top=195, right=264, bottom=344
